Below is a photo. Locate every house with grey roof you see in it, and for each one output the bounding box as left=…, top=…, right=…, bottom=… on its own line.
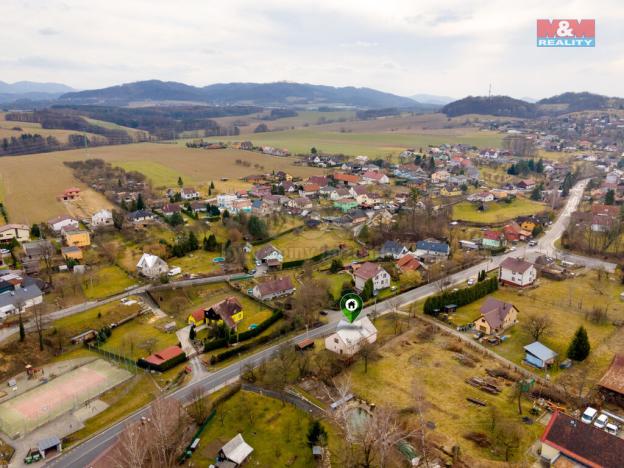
left=0, top=284, right=43, bottom=320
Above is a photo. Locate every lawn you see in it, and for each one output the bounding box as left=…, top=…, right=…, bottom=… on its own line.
left=193, top=390, right=315, bottom=468
left=453, top=198, right=549, bottom=224
left=99, top=314, right=179, bottom=360
left=447, top=272, right=624, bottom=385
left=168, top=250, right=225, bottom=276
left=348, top=317, right=544, bottom=463
left=50, top=299, right=142, bottom=341
left=82, top=265, right=136, bottom=299
left=259, top=226, right=357, bottom=262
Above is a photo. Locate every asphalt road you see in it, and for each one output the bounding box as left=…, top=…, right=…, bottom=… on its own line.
left=46, top=179, right=605, bottom=467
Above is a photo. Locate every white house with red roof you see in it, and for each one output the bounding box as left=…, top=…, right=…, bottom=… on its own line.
left=354, top=262, right=391, bottom=293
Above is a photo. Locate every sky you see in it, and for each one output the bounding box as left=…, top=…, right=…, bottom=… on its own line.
left=2, top=0, right=623, bottom=99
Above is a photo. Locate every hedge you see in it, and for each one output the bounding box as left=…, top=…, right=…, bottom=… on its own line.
left=281, top=248, right=339, bottom=270
left=203, top=310, right=284, bottom=352
left=137, top=350, right=188, bottom=372
left=424, top=276, right=498, bottom=316
left=210, top=320, right=296, bottom=364
left=250, top=225, right=302, bottom=245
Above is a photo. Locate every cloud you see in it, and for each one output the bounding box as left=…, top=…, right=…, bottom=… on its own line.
left=0, top=0, right=622, bottom=99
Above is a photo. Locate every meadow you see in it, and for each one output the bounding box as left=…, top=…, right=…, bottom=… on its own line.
left=452, top=198, right=548, bottom=223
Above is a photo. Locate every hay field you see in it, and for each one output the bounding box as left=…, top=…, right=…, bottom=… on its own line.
left=0, top=112, right=105, bottom=145
left=0, top=143, right=323, bottom=223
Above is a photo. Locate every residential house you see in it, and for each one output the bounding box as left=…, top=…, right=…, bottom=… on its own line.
left=22, top=240, right=54, bottom=262
left=231, top=198, right=252, bottom=214
left=0, top=224, right=30, bottom=243
left=181, top=187, right=199, bottom=200
left=140, top=345, right=186, bottom=371
left=254, top=244, right=284, bottom=266
left=325, top=317, right=378, bottom=357
left=334, top=199, right=359, bottom=212
left=440, top=185, right=462, bottom=197
left=307, top=176, right=328, bottom=186
left=217, top=194, right=238, bottom=210
left=91, top=209, right=113, bottom=228
left=58, top=187, right=81, bottom=201
left=473, top=297, right=518, bottom=335
left=276, top=171, right=292, bottom=181
left=524, top=341, right=557, bottom=368
left=249, top=185, right=272, bottom=198
left=395, top=254, right=422, bottom=273
left=499, top=257, right=536, bottom=287
left=128, top=209, right=155, bottom=225
left=190, top=201, right=208, bottom=214
left=252, top=276, right=295, bottom=300
left=287, top=197, right=313, bottom=210
left=482, top=230, right=505, bottom=250
left=299, top=183, right=320, bottom=197
left=502, top=223, right=531, bottom=242
left=48, top=215, right=79, bottom=233
left=415, top=239, right=450, bottom=259
left=205, top=296, right=244, bottom=330
left=63, top=230, right=91, bottom=248
left=343, top=209, right=368, bottom=225
left=217, top=434, right=254, bottom=467
left=329, top=187, right=351, bottom=201
left=517, top=178, right=536, bottom=190
left=379, top=240, right=409, bottom=259
left=0, top=283, right=43, bottom=320
left=162, top=203, right=181, bottom=217
left=362, top=171, right=389, bottom=184
left=136, top=253, right=169, bottom=278
left=467, top=191, right=494, bottom=203
left=61, top=246, right=83, bottom=261
left=333, top=173, right=360, bottom=186
left=520, top=220, right=536, bottom=233
left=354, top=262, right=391, bottom=293
left=540, top=411, right=624, bottom=468
left=431, top=170, right=450, bottom=184
left=187, top=308, right=206, bottom=327
left=251, top=199, right=271, bottom=216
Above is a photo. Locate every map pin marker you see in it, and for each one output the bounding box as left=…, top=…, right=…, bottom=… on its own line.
left=340, top=293, right=363, bottom=323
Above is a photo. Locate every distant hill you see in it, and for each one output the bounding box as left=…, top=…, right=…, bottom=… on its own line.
left=410, top=93, right=455, bottom=105
left=442, top=92, right=624, bottom=117
left=441, top=95, right=538, bottom=118
left=0, top=80, right=74, bottom=94
left=59, top=80, right=421, bottom=109
left=537, top=92, right=624, bottom=112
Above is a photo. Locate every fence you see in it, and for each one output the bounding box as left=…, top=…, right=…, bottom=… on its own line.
left=86, top=343, right=139, bottom=372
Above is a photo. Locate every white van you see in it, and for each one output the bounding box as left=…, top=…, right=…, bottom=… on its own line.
left=168, top=266, right=182, bottom=277
left=581, top=407, right=598, bottom=424
left=605, top=423, right=619, bottom=435
left=594, top=414, right=608, bottom=429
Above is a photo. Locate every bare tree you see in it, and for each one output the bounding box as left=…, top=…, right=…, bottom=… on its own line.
left=358, top=340, right=376, bottom=374
left=525, top=314, right=552, bottom=341
left=112, top=421, right=150, bottom=468
left=188, top=386, right=209, bottom=424
left=32, top=304, right=48, bottom=351
left=39, top=241, right=55, bottom=286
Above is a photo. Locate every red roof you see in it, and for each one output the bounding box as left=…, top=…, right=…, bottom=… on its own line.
left=144, top=346, right=184, bottom=366
left=483, top=230, right=502, bottom=240
left=354, top=262, right=384, bottom=280
left=396, top=255, right=421, bottom=272
left=190, top=308, right=205, bottom=322
left=334, top=173, right=359, bottom=183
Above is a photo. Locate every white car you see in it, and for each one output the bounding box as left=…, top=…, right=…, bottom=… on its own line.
left=594, top=414, right=608, bottom=429
left=581, top=407, right=598, bottom=424
left=605, top=423, right=619, bottom=435
left=467, top=277, right=476, bottom=286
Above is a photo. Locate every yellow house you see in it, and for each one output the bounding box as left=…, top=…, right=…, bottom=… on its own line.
left=206, top=297, right=244, bottom=330
left=440, top=186, right=462, bottom=197
left=188, top=308, right=206, bottom=326
left=473, top=297, right=518, bottom=335
left=520, top=221, right=536, bottom=233
left=64, top=229, right=91, bottom=247
left=61, top=246, right=83, bottom=260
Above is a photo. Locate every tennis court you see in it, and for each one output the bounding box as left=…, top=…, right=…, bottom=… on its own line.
left=0, top=359, right=132, bottom=438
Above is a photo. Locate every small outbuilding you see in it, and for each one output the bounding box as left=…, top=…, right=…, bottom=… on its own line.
left=524, top=341, right=558, bottom=369
left=217, top=433, right=253, bottom=467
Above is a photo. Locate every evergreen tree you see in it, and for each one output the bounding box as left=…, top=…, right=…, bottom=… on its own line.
left=567, top=326, right=590, bottom=361
left=203, top=234, right=218, bottom=251
left=210, top=180, right=215, bottom=189
left=19, top=314, right=25, bottom=342
left=605, top=189, right=615, bottom=205
left=248, top=216, right=268, bottom=240
left=30, top=223, right=40, bottom=238
left=362, top=279, right=374, bottom=301
left=536, top=158, right=544, bottom=173
left=136, top=193, right=145, bottom=211
left=189, top=325, right=196, bottom=340
left=188, top=231, right=199, bottom=251
left=177, top=176, right=184, bottom=187
left=307, top=420, right=327, bottom=447
left=329, top=259, right=343, bottom=273
left=169, top=212, right=184, bottom=226
left=222, top=209, right=230, bottom=223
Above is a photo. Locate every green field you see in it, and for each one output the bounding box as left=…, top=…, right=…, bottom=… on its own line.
left=82, top=266, right=136, bottom=299
left=453, top=198, right=548, bottom=223
left=225, top=128, right=503, bottom=158
left=258, top=227, right=357, bottom=262
left=193, top=390, right=315, bottom=467
left=115, top=160, right=193, bottom=188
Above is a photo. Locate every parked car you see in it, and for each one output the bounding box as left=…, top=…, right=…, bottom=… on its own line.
left=528, top=240, right=537, bottom=247
left=467, top=277, right=476, bottom=286
left=594, top=414, right=609, bottom=429
left=559, top=358, right=572, bottom=369
left=582, top=407, right=598, bottom=424
left=605, top=423, right=619, bottom=435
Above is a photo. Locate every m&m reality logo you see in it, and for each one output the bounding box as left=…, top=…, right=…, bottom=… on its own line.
left=537, top=19, right=595, bottom=47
